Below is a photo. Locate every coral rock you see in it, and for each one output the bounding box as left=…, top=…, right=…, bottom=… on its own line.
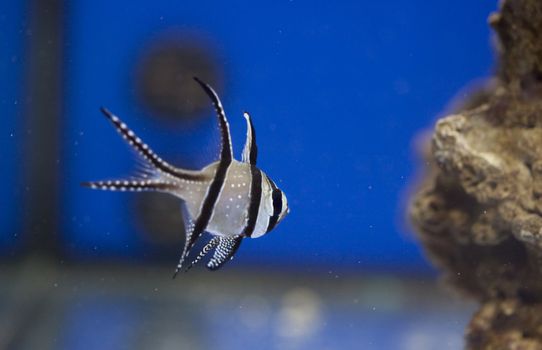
left=409, top=0, right=542, bottom=348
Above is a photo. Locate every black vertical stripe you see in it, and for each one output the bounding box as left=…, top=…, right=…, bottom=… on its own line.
left=174, top=79, right=234, bottom=276
left=184, top=78, right=234, bottom=251
left=266, top=178, right=283, bottom=233
left=187, top=160, right=231, bottom=250
left=242, top=166, right=262, bottom=237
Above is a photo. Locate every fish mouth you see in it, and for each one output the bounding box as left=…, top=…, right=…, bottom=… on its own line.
left=278, top=207, right=290, bottom=223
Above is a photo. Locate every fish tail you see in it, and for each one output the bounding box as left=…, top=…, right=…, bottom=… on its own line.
left=99, top=107, right=206, bottom=182
left=81, top=179, right=176, bottom=192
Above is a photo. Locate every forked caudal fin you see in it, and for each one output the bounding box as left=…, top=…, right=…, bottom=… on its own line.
left=98, top=107, right=206, bottom=182
left=81, top=179, right=176, bottom=192
left=173, top=77, right=234, bottom=276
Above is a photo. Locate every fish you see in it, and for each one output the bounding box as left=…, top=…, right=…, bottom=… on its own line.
left=82, top=77, right=289, bottom=275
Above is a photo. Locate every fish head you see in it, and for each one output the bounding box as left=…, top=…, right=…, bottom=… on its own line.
left=262, top=173, right=289, bottom=231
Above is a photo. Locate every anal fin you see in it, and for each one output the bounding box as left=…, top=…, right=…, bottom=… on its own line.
left=183, top=236, right=220, bottom=272
left=207, top=236, right=243, bottom=271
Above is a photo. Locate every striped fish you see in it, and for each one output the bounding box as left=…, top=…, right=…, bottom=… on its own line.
left=82, top=77, right=289, bottom=275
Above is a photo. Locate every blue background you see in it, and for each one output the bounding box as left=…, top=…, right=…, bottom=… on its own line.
left=0, top=1, right=25, bottom=255
left=59, top=0, right=496, bottom=269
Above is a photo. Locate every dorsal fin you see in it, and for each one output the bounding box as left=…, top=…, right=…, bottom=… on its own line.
left=173, top=78, right=235, bottom=276
left=241, top=112, right=258, bottom=165
left=207, top=236, right=243, bottom=271
left=193, top=77, right=233, bottom=161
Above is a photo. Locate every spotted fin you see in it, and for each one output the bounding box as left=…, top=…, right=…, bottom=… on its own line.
left=207, top=236, right=243, bottom=271
left=81, top=179, right=175, bottom=192
left=173, top=78, right=234, bottom=276
left=183, top=236, right=220, bottom=272
left=99, top=107, right=205, bottom=181
left=241, top=112, right=258, bottom=165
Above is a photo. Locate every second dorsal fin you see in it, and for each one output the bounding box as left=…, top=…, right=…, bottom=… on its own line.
left=193, top=77, right=233, bottom=162
left=173, top=78, right=235, bottom=276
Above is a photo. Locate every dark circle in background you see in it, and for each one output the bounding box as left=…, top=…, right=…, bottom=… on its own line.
left=133, top=32, right=223, bottom=247
left=135, top=193, right=186, bottom=246
left=136, top=35, right=224, bottom=123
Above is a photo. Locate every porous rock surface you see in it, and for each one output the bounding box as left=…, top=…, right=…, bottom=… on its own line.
left=409, top=0, right=542, bottom=348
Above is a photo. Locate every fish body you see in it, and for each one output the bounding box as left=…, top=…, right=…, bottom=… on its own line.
left=83, top=78, right=289, bottom=273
